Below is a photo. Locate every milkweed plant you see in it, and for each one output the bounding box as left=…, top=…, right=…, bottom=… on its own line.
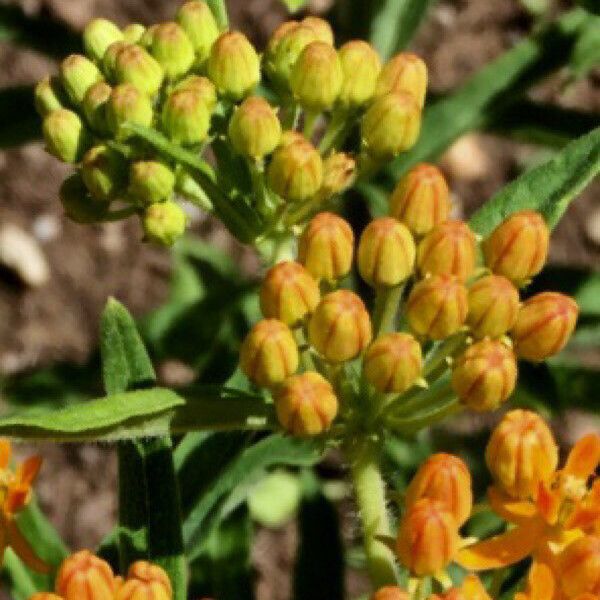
left=1, top=0, right=599, bottom=599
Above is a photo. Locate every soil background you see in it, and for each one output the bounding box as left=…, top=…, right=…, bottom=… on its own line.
left=0, top=0, right=598, bottom=598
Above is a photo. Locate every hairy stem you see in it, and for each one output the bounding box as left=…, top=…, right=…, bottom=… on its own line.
left=372, top=285, right=405, bottom=337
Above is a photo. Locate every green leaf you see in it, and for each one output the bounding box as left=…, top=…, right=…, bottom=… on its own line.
left=469, top=126, right=600, bottom=235
left=0, top=86, right=39, bottom=148
left=206, top=0, right=229, bottom=30
left=570, top=16, right=600, bottom=79
left=388, top=9, right=589, bottom=178
left=248, top=470, right=302, bottom=527
left=369, top=0, right=438, bottom=59
left=280, top=0, right=309, bottom=12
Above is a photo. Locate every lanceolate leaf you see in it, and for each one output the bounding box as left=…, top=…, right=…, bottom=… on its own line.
left=469, top=126, right=600, bottom=235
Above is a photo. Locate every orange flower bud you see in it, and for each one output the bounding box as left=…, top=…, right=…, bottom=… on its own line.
left=452, top=339, right=517, bottom=412
left=483, top=210, right=549, bottom=284
left=363, top=332, right=422, bottom=394
left=467, top=275, right=520, bottom=339
left=56, top=550, right=117, bottom=600
left=371, top=587, right=410, bottom=600
left=298, top=212, right=354, bottom=282
left=405, top=453, right=473, bottom=526
left=308, top=290, right=372, bottom=362
left=319, top=152, right=356, bottom=200
left=559, top=536, right=600, bottom=598
left=274, top=372, right=338, bottom=436
left=376, top=52, right=428, bottom=108
left=357, top=217, right=416, bottom=288
left=510, top=292, right=578, bottom=362
left=435, top=576, right=491, bottom=600
left=406, top=275, right=468, bottom=340
left=361, top=92, right=421, bottom=158
left=260, top=261, right=320, bottom=326
left=485, top=409, right=558, bottom=499
left=396, top=499, right=460, bottom=576
left=417, top=221, right=477, bottom=282
left=338, top=40, right=382, bottom=108
left=389, top=163, right=451, bottom=236
left=240, top=319, right=299, bottom=388
left=116, top=561, right=172, bottom=600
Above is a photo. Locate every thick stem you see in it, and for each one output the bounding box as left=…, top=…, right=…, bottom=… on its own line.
left=347, top=438, right=399, bottom=589
left=372, top=285, right=405, bottom=338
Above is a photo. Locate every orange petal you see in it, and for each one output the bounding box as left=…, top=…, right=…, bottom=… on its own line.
left=565, top=504, right=600, bottom=531
left=488, top=485, right=538, bottom=525
left=456, top=521, right=545, bottom=571
left=0, top=440, right=11, bottom=470
left=536, top=481, right=560, bottom=525
left=4, top=486, right=29, bottom=515
left=563, top=433, right=600, bottom=479
left=573, top=595, right=599, bottom=600
left=525, top=562, right=556, bottom=600
left=6, top=519, right=49, bottom=574
left=16, top=455, right=42, bottom=486
left=462, top=574, right=492, bottom=600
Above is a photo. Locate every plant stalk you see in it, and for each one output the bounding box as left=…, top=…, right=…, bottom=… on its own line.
left=372, top=285, right=405, bottom=337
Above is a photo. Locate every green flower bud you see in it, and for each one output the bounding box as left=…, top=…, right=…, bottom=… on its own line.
left=107, top=83, right=153, bottom=139
left=338, top=40, right=382, bottom=108
left=150, top=22, right=195, bottom=80
left=228, top=96, right=281, bottom=160
left=83, top=18, right=124, bottom=63
left=34, top=76, right=65, bottom=117
left=207, top=31, right=260, bottom=100
left=82, top=81, right=112, bottom=134
left=290, top=41, right=343, bottom=111
left=362, top=92, right=421, bottom=158
left=264, top=20, right=299, bottom=65
left=81, top=144, right=128, bottom=202
left=142, top=200, right=186, bottom=246
left=122, top=23, right=146, bottom=44
left=102, top=41, right=129, bottom=79
left=267, top=137, right=323, bottom=203
left=301, top=16, right=334, bottom=45
left=162, top=89, right=211, bottom=145
left=176, top=1, right=220, bottom=66
left=173, top=75, right=217, bottom=111
left=43, top=109, right=90, bottom=163
left=59, top=173, right=108, bottom=223
left=114, top=44, right=164, bottom=96
left=129, top=161, right=176, bottom=205
left=60, top=54, right=103, bottom=105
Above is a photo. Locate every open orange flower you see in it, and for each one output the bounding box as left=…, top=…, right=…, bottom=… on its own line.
left=0, top=439, right=48, bottom=573
left=457, top=433, right=600, bottom=598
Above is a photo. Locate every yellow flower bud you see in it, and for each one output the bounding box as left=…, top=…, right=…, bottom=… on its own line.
left=467, top=275, right=520, bottom=339
left=149, top=22, right=195, bottom=80
left=34, top=76, right=65, bottom=117
left=267, top=137, right=323, bottom=203
left=114, top=44, right=164, bottom=97
left=265, top=20, right=299, bottom=60
left=358, top=217, right=416, bottom=288
left=139, top=24, right=159, bottom=48
left=162, top=89, right=211, bottom=145
left=43, top=109, right=90, bottom=164
left=363, top=332, right=422, bottom=394
left=240, top=319, right=299, bottom=388
left=406, top=275, right=468, bottom=340
left=308, top=290, right=372, bottom=362
left=122, top=23, right=146, bottom=44
left=483, top=210, right=550, bottom=285
left=116, top=561, right=172, bottom=600
left=371, top=587, right=410, bottom=600
left=290, top=41, right=343, bottom=111
left=102, top=41, right=129, bottom=80
left=510, top=292, right=578, bottom=361
left=485, top=409, right=558, bottom=499
left=107, top=84, right=154, bottom=138
left=173, top=75, right=217, bottom=111
left=396, top=499, right=460, bottom=576
left=55, top=550, right=117, bottom=600
left=319, top=152, right=356, bottom=200
left=260, top=261, right=320, bottom=326
left=362, top=92, right=421, bottom=158
left=338, top=40, right=382, bottom=108
left=83, top=18, right=124, bottom=63
left=274, top=372, right=338, bottom=436
left=451, top=339, right=517, bottom=412
left=405, top=453, right=473, bottom=526
left=559, top=536, right=600, bottom=598
left=142, top=200, right=187, bottom=246
left=60, top=54, right=103, bottom=105
left=298, top=212, right=354, bottom=282
left=301, top=16, right=334, bottom=45
left=81, top=144, right=128, bottom=202
left=389, top=163, right=450, bottom=236
left=376, top=52, right=428, bottom=108
left=228, top=96, right=282, bottom=160
left=59, top=173, right=107, bottom=224
left=417, top=220, right=477, bottom=282
left=83, top=81, right=112, bottom=134
left=129, top=161, right=176, bottom=205
left=176, top=1, right=220, bottom=66
left=207, top=31, right=260, bottom=100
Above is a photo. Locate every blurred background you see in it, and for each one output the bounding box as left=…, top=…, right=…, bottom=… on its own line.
left=0, top=0, right=598, bottom=598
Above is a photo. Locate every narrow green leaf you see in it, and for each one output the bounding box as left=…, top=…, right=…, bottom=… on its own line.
left=206, top=0, right=229, bottom=30
left=469, top=127, right=600, bottom=235
left=570, top=15, right=600, bottom=79
left=0, top=85, right=39, bottom=148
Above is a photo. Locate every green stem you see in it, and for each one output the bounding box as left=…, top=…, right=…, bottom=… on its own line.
left=347, top=438, right=399, bottom=589
left=303, top=110, right=320, bottom=140
left=294, top=327, right=317, bottom=372
left=372, top=285, right=405, bottom=337
left=423, top=331, right=469, bottom=381
left=318, top=109, right=354, bottom=154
